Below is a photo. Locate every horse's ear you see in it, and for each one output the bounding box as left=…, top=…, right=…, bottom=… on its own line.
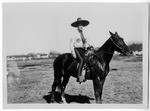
left=109, top=31, right=114, bottom=36
left=115, top=32, right=118, bottom=35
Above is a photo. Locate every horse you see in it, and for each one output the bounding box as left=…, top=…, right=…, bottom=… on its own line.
left=50, top=31, right=129, bottom=104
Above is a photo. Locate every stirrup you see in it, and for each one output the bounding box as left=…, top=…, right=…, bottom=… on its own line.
left=77, top=76, right=85, bottom=83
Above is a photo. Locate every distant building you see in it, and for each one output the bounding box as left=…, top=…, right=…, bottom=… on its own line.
left=36, top=53, right=48, bottom=59
left=7, top=52, right=59, bottom=61
left=49, top=51, right=60, bottom=58
left=7, top=55, right=29, bottom=61
left=132, top=51, right=143, bottom=56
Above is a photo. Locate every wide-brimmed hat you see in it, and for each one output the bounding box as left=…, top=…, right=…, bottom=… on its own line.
left=71, top=18, right=89, bottom=27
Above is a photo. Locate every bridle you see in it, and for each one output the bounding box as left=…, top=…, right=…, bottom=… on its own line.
left=109, top=37, right=123, bottom=51
left=97, top=37, right=123, bottom=55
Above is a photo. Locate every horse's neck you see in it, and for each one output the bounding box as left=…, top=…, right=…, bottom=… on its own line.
left=98, top=39, right=115, bottom=64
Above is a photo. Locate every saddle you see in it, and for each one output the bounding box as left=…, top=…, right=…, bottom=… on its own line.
left=83, top=46, right=98, bottom=78
left=70, top=46, right=98, bottom=79
left=85, top=46, right=97, bottom=66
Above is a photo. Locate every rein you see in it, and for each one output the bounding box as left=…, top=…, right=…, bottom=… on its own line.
left=100, top=51, right=114, bottom=54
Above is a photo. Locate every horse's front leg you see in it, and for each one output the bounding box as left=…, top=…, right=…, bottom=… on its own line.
left=93, top=77, right=105, bottom=104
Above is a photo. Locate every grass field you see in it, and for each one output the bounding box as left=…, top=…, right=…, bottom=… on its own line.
left=7, top=55, right=142, bottom=104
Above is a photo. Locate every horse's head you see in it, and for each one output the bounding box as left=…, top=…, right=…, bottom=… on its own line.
left=109, top=31, right=129, bottom=55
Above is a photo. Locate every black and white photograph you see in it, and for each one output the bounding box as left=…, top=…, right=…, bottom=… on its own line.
left=3, top=2, right=148, bottom=109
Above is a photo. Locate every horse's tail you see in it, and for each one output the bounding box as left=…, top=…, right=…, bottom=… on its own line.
left=53, top=54, right=64, bottom=79
left=51, top=54, right=65, bottom=92
left=52, top=53, right=74, bottom=92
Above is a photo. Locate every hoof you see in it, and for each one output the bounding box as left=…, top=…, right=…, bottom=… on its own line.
left=60, top=97, right=67, bottom=104
left=50, top=99, right=54, bottom=103
left=59, top=100, right=64, bottom=104
left=96, top=100, right=102, bottom=104
left=59, top=100, right=67, bottom=104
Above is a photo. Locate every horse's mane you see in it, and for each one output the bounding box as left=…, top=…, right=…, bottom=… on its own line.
left=96, top=37, right=111, bottom=52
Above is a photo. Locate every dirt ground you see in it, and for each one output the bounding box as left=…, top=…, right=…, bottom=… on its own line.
left=7, top=55, right=142, bottom=104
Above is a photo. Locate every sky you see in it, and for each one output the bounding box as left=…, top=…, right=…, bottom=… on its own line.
left=3, top=3, right=148, bottom=55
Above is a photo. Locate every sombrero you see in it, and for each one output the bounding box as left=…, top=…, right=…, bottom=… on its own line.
left=71, top=18, right=89, bottom=27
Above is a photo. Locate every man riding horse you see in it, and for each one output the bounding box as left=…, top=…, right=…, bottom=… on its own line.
left=71, top=18, right=94, bottom=83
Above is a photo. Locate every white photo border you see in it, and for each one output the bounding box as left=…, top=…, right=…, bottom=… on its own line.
left=1, top=1, right=149, bottom=110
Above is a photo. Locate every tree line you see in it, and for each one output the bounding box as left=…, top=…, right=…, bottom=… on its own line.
left=128, top=42, right=142, bottom=51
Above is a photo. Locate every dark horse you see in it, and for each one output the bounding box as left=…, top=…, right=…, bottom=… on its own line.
left=50, top=31, right=129, bottom=103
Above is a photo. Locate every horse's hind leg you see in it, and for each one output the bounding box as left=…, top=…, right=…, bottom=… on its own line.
left=50, top=76, right=62, bottom=103
left=60, top=75, right=70, bottom=103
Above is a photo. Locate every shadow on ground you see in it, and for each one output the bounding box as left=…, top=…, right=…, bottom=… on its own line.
left=43, top=92, right=94, bottom=104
